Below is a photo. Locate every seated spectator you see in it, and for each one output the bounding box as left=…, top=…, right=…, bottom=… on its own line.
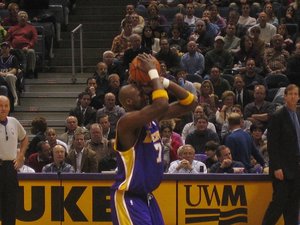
left=249, top=26, right=265, bottom=58
left=250, top=122, right=266, bottom=152
left=182, top=105, right=216, bottom=143
left=198, top=79, right=217, bottom=113
left=276, top=24, right=294, bottom=54
left=111, top=18, right=132, bottom=60
left=169, top=13, right=191, bottom=41
left=205, top=36, right=233, bottom=75
left=185, top=115, right=220, bottom=154
left=262, top=2, right=279, bottom=27
left=102, top=51, right=125, bottom=84
left=184, top=3, right=199, bottom=27
left=122, top=4, right=145, bottom=31
left=93, top=62, right=110, bottom=95
left=141, top=25, right=160, bottom=55
left=123, top=33, right=150, bottom=70
left=0, top=42, right=20, bottom=106
left=69, top=91, right=96, bottom=128
left=97, top=92, right=125, bottom=134
left=232, top=74, right=254, bottom=110
left=66, top=127, right=98, bottom=173
left=168, top=145, right=207, bottom=174
left=159, top=119, right=183, bottom=163
left=242, top=58, right=265, bottom=92
left=6, top=11, right=37, bottom=78
left=224, top=112, right=266, bottom=172
left=209, top=66, right=231, bottom=99
left=248, top=12, right=276, bottom=45
left=223, top=23, right=240, bottom=54
left=148, top=15, right=167, bottom=39
left=146, top=3, right=167, bottom=27
left=85, top=77, right=103, bottom=110
left=85, top=123, right=115, bottom=172
left=155, top=38, right=180, bottom=71
left=201, top=9, right=220, bottom=37
left=203, top=140, right=219, bottom=171
left=280, top=5, right=296, bottom=24
left=264, top=34, right=289, bottom=76
left=159, top=61, right=176, bottom=82
left=2, top=3, right=19, bottom=26
left=180, top=40, right=205, bottom=77
left=131, top=12, right=144, bottom=35
left=27, top=141, right=52, bottom=172
left=190, top=19, right=214, bottom=55
left=107, top=74, right=122, bottom=103
left=233, top=35, right=263, bottom=74
left=210, top=145, right=245, bottom=173
left=42, top=144, right=75, bottom=173
left=98, top=113, right=115, bottom=140
left=59, top=116, right=79, bottom=151
left=46, top=128, right=68, bottom=152
left=216, top=90, right=235, bottom=126
left=26, top=116, right=47, bottom=158
left=237, top=3, right=256, bottom=34
left=209, top=4, right=226, bottom=31
left=168, top=26, right=187, bottom=53
left=244, top=85, right=275, bottom=129
left=221, top=104, right=252, bottom=141
left=174, top=69, right=197, bottom=96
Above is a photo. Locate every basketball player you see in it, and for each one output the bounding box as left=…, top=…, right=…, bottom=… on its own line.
left=110, top=53, right=197, bottom=225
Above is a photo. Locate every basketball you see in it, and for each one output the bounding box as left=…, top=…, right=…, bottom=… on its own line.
left=129, top=56, right=161, bottom=84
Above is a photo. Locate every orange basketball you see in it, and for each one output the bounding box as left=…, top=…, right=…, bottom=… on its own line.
left=129, top=56, right=161, bottom=84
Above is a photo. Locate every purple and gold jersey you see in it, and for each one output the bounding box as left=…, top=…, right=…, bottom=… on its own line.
left=112, top=121, right=164, bottom=195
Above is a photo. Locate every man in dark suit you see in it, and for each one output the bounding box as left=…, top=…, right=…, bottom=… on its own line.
left=69, top=92, right=96, bottom=129
left=66, top=127, right=98, bottom=173
left=232, top=74, right=253, bottom=110
left=262, top=84, right=300, bottom=225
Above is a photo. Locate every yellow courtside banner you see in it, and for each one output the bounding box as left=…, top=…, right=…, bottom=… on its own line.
left=15, top=174, right=286, bottom=225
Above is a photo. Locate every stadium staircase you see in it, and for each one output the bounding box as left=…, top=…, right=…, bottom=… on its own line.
left=12, top=0, right=133, bottom=135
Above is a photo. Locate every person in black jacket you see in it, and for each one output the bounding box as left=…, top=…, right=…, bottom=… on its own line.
left=262, top=84, right=300, bottom=225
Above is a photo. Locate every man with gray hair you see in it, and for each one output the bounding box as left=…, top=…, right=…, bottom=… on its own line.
left=6, top=10, right=37, bottom=78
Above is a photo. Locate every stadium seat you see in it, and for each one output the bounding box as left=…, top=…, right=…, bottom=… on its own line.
left=194, top=154, right=207, bottom=162
left=264, top=74, right=289, bottom=89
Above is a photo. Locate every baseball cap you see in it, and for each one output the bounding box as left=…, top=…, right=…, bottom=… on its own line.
left=214, top=36, right=225, bottom=42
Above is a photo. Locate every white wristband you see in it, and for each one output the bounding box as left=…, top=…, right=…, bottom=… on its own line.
left=163, top=78, right=170, bottom=89
left=148, top=69, right=159, bottom=80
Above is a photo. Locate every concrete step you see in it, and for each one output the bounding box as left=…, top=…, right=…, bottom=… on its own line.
left=24, top=77, right=87, bottom=84
left=19, top=97, right=77, bottom=107
left=12, top=111, right=69, bottom=121
left=44, top=65, right=95, bottom=73
left=24, top=126, right=65, bottom=135
left=49, top=56, right=98, bottom=66
left=69, top=15, right=124, bottom=22
left=61, top=31, right=117, bottom=40
left=53, top=48, right=103, bottom=58
left=36, top=72, right=90, bottom=79
left=72, top=6, right=124, bottom=15
left=59, top=39, right=113, bottom=49
left=68, top=22, right=121, bottom=32
left=20, top=119, right=66, bottom=130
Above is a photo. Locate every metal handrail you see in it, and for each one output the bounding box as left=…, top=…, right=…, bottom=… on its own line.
left=71, top=24, right=83, bottom=83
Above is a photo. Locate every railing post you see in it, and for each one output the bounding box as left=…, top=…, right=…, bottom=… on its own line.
left=71, top=24, right=83, bottom=84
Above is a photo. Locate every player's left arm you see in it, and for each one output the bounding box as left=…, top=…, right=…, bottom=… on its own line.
left=159, top=79, right=198, bottom=120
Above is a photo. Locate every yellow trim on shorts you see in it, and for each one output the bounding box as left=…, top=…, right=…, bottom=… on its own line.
left=114, top=190, right=133, bottom=225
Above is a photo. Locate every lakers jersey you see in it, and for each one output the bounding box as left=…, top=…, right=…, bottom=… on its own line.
left=112, top=121, right=164, bottom=195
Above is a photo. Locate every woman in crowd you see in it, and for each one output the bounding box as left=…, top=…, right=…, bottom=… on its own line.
left=141, top=25, right=160, bottom=54
left=233, top=34, right=263, bottom=73
left=26, top=116, right=48, bottom=158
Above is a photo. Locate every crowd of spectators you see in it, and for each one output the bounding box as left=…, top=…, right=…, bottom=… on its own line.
left=14, top=0, right=300, bottom=174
